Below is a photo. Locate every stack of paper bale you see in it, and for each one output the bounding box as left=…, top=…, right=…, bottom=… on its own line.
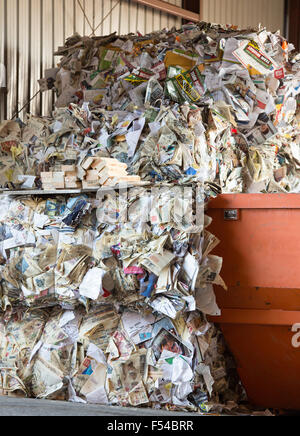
left=0, top=185, right=249, bottom=414
left=36, top=22, right=299, bottom=195
left=1, top=18, right=298, bottom=416
left=0, top=18, right=299, bottom=194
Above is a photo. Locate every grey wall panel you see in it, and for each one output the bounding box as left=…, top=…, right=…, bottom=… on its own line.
left=0, top=0, right=182, bottom=121
left=202, top=0, right=285, bottom=33
left=29, top=0, right=42, bottom=118
left=0, top=0, right=6, bottom=121
left=0, top=0, right=286, bottom=121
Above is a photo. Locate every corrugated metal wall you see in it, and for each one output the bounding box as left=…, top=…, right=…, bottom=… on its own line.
left=0, top=0, right=182, bottom=121
left=202, top=0, right=285, bottom=33
left=0, top=0, right=286, bottom=122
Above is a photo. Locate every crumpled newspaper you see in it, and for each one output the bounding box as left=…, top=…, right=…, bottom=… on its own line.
left=1, top=19, right=292, bottom=415
left=0, top=185, right=248, bottom=413
left=0, top=22, right=299, bottom=193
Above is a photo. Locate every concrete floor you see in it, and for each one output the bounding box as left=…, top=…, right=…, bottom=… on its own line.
left=0, top=396, right=200, bottom=416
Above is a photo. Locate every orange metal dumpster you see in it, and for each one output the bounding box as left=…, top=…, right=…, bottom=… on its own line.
left=208, top=194, right=300, bottom=410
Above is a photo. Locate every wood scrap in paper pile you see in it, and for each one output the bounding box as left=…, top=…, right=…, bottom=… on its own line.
left=81, top=157, right=142, bottom=188
left=41, top=165, right=82, bottom=190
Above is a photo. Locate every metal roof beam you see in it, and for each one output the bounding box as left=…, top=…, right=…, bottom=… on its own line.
left=132, top=0, right=200, bottom=22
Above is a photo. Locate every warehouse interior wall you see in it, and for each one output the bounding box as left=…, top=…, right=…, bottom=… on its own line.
left=286, top=0, right=300, bottom=51
left=0, top=0, right=182, bottom=121
left=201, top=0, right=285, bottom=33
left=0, top=0, right=290, bottom=122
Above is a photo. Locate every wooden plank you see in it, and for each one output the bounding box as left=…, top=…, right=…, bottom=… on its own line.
left=132, top=0, right=199, bottom=21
